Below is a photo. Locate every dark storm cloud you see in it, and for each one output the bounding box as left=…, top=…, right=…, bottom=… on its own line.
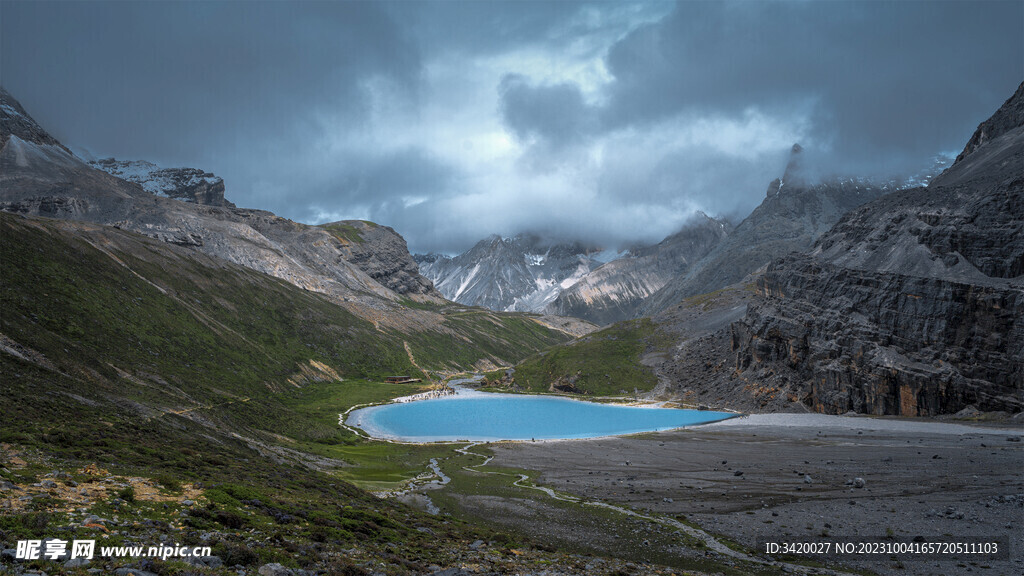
left=489, top=0, right=1022, bottom=236
left=300, top=147, right=455, bottom=223
left=599, top=0, right=1024, bottom=173
left=392, top=0, right=591, bottom=55
left=2, top=1, right=1021, bottom=255
left=500, top=74, right=597, bottom=147
left=0, top=0, right=421, bottom=176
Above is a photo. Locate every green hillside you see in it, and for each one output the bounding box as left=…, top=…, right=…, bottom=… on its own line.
left=0, top=212, right=578, bottom=573
left=491, top=318, right=671, bottom=396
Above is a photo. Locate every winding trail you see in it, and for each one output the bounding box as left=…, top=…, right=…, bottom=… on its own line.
left=403, top=340, right=432, bottom=384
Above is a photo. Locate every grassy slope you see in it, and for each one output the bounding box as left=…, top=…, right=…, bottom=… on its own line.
left=0, top=212, right=569, bottom=475
left=319, top=221, right=368, bottom=243
left=0, top=213, right=578, bottom=572
left=494, top=318, right=672, bottom=396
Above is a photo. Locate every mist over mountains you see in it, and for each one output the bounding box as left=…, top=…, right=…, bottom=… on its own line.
left=420, top=144, right=953, bottom=324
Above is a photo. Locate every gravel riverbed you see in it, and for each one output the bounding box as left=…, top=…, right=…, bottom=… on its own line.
left=487, top=414, right=1023, bottom=576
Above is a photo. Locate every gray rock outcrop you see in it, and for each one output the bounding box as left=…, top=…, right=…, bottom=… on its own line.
left=547, top=213, right=731, bottom=325
left=642, top=145, right=900, bottom=315
left=324, top=220, right=436, bottom=295
left=89, top=158, right=235, bottom=207
left=729, top=82, right=1024, bottom=416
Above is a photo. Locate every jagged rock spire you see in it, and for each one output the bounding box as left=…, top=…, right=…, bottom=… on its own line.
left=766, top=143, right=805, bottom=197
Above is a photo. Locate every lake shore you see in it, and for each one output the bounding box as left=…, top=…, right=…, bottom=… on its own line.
left=346, top=386, right=735, bottom=443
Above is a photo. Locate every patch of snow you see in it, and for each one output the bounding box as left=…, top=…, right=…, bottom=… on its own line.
left=89, top=158, right=222, bottom=197
left=453, top=263, right=481, bottom=301
left=1, top=103, right=23, bottom=118
left=525, top=253, right=547, bottom=266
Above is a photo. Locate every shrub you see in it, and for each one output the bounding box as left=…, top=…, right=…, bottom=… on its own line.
left=154, top=474, right=182, bottom=493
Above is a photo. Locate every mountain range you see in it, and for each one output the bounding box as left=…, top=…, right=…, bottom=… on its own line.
left=511, top=81, right=1023, bottom=418
left=1, top=77, right=1021, bottom=576
left=422, top=144, right=950, bottom=326
left=415, top=234, right=610, bottom=313
left=0, top=86, right=586, bottom=373
left=5, top=80, right=1016, bottom=419
left=0, top=88, right=435, bottom=310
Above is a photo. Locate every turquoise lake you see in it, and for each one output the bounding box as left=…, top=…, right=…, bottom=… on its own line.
left=347, top=391, right=735, bottom=442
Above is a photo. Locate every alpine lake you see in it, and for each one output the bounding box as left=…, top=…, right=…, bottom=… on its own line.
left=347, top=388, right=735, bottom=442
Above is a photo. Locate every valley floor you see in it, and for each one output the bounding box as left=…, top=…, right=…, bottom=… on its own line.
left=463, top=415, right=1023, bottom=576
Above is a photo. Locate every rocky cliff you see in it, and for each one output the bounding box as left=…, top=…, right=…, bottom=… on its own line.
left=89, top=158, right=235, bottom=207
left=322, top=220, right=435, bottom=296
left=728, top=82, right=1024, bottom=416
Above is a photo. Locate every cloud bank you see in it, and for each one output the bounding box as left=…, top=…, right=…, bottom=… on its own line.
left=2, top=1, right=1021, bottom=253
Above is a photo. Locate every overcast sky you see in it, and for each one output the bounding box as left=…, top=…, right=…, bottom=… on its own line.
left=2, top=1, right=1021, bottom=253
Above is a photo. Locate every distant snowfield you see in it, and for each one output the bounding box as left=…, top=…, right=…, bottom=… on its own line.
left=701, top=413, right=1024, bottom=435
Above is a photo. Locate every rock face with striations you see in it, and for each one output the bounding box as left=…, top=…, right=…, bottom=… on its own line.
left=729, top=83, right=1024, bottom=416
left=547, top=213, right=731, bottom=325
left=322, top=220, right=435, bottom=296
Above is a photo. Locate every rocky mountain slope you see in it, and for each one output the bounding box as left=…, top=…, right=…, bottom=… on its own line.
left=416, top=234, right=609, bottom=312
left=323, top=220, right=437, bottom=296
left=951, top=81, right=1024, bottom=167
left=0, top=87, right=448, bottom=329
left=546, top=213, right=730, bottom=325
left=0, top=86, right=595, bottom=369
left=0, top=211, right=610, bottom=575
left=508, top=83, right=1023, bottom=418
left=419, top=215, right=731, bottom=325
left=727, top=83, right=1024, bottom=416
left=642, top=145, right=912, bottom=315
left=89, top=157, right=235, bottom=207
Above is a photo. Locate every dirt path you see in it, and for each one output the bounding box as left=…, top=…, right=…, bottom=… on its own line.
left=403, top=340, right=432, bottom=384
